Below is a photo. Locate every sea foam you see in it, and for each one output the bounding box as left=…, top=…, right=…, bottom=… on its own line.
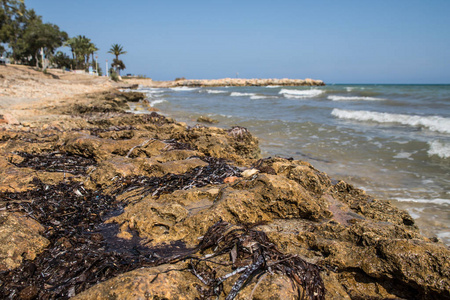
left=395, top=198, right=450, bottom=205
left=327, top=95, right=386, bottom=101
left=205, top=89, right=227, bottom=94
left=428, top=141, right=450, bottom=159
left=279, top=89, right=324, bottom=98
left=170, top=87, right=198, bottom=91
left=230, top=92, right=257, bottom=97
left=251, top=95, right=278, bottom=100
left=149, top=99, right=166, bottom=107
left=331, top=109, right=450, bottom=134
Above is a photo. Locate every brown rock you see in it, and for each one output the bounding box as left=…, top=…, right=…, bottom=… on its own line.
left=0, top=212, right=49, bottom=271
left=73, top=263, right=200, bottom=300
left=224, top=176, right=239, bottom=183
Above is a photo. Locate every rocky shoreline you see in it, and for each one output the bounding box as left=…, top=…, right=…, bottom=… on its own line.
left=0, top=68, right=449, bottom=299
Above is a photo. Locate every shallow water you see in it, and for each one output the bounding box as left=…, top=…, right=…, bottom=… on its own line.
left=130, top=84, right=450, bottom=245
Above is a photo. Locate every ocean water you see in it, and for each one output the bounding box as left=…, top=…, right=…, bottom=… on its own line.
left=129, top=84, right=450, bottom=245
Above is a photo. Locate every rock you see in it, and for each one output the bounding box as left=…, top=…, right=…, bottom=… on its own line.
left=0, top=113, right=19, bottom=125
left=0, top=212, right=50, bottom=271
left=241, top=168, right=259, bottom=178
left=224, top=176, right=239, bottom=183
left=196, top=115, right=219, bottom=124
left=73, top=263, right=201, bottom=300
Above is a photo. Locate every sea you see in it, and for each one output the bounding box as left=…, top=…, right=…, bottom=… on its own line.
left=127, top=84, right=450, bottom=245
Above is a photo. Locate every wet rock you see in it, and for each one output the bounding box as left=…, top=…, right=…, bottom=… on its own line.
left=0, top=212, right=49, bottom=270
left=197, top=115, right=219, bottom=124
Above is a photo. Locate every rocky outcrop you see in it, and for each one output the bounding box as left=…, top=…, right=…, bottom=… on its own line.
left=0, top=89, right=448, bottom=300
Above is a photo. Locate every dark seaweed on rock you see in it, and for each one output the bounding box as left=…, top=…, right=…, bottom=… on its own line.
left=227, top=126, right=252, bottom=141
left=112, top=156, right=241, bottom=198
left=151, top=220, right=325, bottom=300
left=162, top=138, right=194, bottom=151
left=0, top=179, right=157, bottom=299
left=11, top=151, right=96, bottom=175
left=89, top=125, right=137, bottom=136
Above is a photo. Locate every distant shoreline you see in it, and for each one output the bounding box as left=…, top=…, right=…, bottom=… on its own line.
left=123, top=77, right=325, bottom=88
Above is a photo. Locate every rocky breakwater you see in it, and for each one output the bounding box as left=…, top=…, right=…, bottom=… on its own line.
left=131, top=77, right=325, bottom=88
left=0, top=89, right=448, bottom=299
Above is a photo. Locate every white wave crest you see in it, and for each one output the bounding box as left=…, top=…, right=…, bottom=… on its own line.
left=170, top=87, right=198, bottom=91
left=331, top=109, right=450, bottom=134
left=266, top=85, right=281, bottom=88
left=205, top=89, right=227, bottom=94
left=230, top=92, right=256, bottom=97
left=428, top=141, right=450, bottom=159
left=279, top=89, right=324, bottom=98
left=149, top=99, right=166, bottom=107
left=327, top=95, right=386, bottom=101
left=346, top=87, right=354, bottom=92
left=396, top=198, right=450, bottom=205
left=250, top=95, right=278, bottom=100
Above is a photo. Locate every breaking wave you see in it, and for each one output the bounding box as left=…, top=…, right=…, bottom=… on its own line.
left=230, top=92, right=257, bottom=97
left=148, top=99, right=167, bottom=107
left=279, top=89, right=324, bottom=99
left=170, top=87, right=198, bottom=91
left=428, top=141, right=450, bottom=159
left=395, top=198, right=450, bottom=205
left=331, top=109, right=450, bottom=134
left=207, top=89, right=227, bottom=94
left=327, top=95, right=386, bottom=101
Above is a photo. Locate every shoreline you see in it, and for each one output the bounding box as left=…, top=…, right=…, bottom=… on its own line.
left=0, top=66, right=449, bottom=299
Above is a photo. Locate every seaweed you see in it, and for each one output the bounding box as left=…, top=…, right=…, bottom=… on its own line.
left=112, top=156, right=241, bottom=198
left=162, top=138, right=194, bottom=151
left=0, top=178, right=325, bottom=299
left=89, top=125, right=137, bottom=137
left=11, top=151, right=96, bottom=175
left=0, top=179, right=157, bottom=299
left=151, top=220, right=326, bottom=300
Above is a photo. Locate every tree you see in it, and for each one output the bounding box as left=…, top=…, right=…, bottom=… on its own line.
left=51, top=50, right=71, bottom=69
left=21, top=18, right=68, bottom=69
left=108, top=44, right=126, bottom=75
left=64, top=35, right=97, bottom=70
left=111, top=58, right=125, bottom=76
left=108, top=43, right=126, bottom=60
left=0, top=0, right=27, bottom=62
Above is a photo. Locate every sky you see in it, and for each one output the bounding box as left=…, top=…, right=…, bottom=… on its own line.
left=26, top=0, right=450, bottom=83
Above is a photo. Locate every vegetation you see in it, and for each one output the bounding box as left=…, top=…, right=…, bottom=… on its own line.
left=1, top=1, right=67, bottom=69
left=1, top=1, right=128, bottom=78
left=0, top=0, right=102, bottom=73
left=108, top=43, right=126, bottom=75
left=65, top=35, right=98, bottom=70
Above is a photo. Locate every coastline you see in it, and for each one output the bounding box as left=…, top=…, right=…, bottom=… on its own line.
left=0, top=67, right=449, bottom=299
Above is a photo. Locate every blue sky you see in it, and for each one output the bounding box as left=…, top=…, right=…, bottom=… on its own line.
left=26, top=0, right=450, bottom=83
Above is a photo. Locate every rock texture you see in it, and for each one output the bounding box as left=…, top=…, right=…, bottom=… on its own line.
left=0, top=72, right=449, bottom=299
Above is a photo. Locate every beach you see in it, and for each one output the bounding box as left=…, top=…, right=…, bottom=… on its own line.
left=0, top=66, right=449, bottom=299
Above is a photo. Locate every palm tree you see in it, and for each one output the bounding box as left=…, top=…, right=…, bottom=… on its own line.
left=108, top=43, right=126, bottom=60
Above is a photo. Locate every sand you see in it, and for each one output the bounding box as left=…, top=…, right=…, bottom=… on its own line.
left=0, top=65, right=116, bottom=123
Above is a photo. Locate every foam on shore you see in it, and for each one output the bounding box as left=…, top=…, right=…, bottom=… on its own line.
left=331, top=109, right=450, bottom=134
